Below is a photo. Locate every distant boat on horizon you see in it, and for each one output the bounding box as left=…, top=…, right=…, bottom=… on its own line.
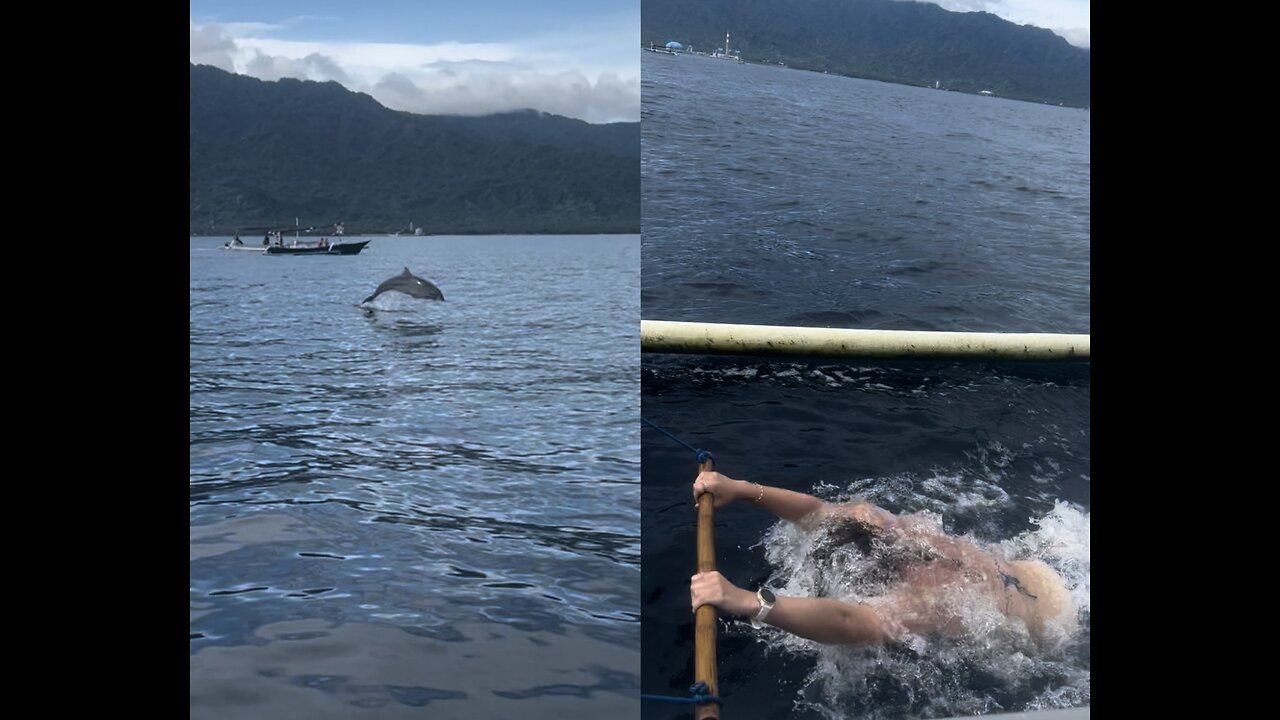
left=645, top=41, right=681, bottom=55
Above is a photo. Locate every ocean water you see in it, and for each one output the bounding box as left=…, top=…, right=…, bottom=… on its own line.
left=641, top=53, right=1090, bottom=719
left=190, top=234, right=640, bottom=719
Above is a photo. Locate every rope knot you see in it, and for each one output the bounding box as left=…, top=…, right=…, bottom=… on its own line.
left=688, top=680, right=721, bottom=705
left=638, top=681, right=722, bottom=706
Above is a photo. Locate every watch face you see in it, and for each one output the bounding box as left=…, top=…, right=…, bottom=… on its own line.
left=760, top=588, right=776, bottom=604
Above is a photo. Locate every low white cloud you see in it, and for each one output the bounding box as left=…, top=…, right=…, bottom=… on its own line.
left=914, top=0, right=1090, bottom=48
left=190, top=21, right=639, bottom=123
left=244, top=51, right=352, bottom=85
left=1058, top=27, right=1090, bottom=49
left=371, top=69, right=639, bottom=124
left=190, top=23, right=236, bottom=71
left=920, top=0, right=1004, bottom=11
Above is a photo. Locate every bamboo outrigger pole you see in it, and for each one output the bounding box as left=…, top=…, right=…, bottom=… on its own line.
left=642, top=320, right=1089, bottom=362
left=695, top=453, right=719, bottom=719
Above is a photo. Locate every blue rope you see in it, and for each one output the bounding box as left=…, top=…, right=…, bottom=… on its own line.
left=640, top=681, right=722, bottom=705
left=641, top=417, right=714, bottom=465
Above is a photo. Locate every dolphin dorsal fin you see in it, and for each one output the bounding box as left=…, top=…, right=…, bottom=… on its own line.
left=402, top=267, right=412, bottom=275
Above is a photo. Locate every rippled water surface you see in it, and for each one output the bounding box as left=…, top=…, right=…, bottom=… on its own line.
left=191, top=234, right=640, bottom=719
left=641, top=53, right=1089, bottom=720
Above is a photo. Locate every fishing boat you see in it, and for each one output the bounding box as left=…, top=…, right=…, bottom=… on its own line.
left=265, top=239, right=371, bottom=256
left=646, top=42, right=681, bottom=55
left=227, top=220, right=369, bottom=255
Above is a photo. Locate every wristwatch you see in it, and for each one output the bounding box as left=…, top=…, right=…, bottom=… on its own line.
left=751, top=587, right=776, bottom=628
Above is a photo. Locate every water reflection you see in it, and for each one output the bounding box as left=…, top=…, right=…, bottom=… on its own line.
left=190, top=619, right=639, bottom=720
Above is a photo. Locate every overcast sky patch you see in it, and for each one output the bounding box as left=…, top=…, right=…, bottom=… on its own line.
left=189, top=15, right=639, bottom=124
left=920, top=0, right=1090, bottom=48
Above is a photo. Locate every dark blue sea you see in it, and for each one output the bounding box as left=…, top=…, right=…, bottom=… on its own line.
left=640, top=53, right=1090, bottom=720
left=190, top=234, right=640, bottom=720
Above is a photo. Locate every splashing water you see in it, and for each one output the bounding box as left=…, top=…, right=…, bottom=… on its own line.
left=751, top=469, right=1089, bottom=719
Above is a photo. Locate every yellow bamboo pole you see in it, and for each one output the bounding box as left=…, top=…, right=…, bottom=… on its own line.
left=695, top=453, right=719, bottom=719
left=641, top=320, right=1089, bottom=361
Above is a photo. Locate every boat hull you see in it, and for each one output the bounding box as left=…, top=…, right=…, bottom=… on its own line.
left=265, top=240, right=370, bottom=256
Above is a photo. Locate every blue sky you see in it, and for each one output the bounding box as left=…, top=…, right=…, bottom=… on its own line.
left=190, top=1, right=640, bottom=123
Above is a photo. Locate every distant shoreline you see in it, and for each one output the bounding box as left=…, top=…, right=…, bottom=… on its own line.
left=642, top=48, right=1088, bottom=110
left=191, top=231, right=641, bottom=238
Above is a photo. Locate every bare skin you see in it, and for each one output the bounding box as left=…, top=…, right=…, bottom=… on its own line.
left=690, top=471, right=1074, bottom=647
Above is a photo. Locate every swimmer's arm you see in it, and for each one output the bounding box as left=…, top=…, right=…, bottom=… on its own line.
left=693, top=471, right=827, bottom=524
left=754, top=484, right=830, bottom=525
left=691, top=571, right=892, bottom=645
left=764, top=596, right=894, bottom=645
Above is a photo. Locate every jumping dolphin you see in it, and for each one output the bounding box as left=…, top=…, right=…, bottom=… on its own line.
left=362, top=267, right=445, bottom=304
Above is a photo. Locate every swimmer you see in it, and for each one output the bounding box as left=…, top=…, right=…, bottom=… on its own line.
left=689, top=471, right=1075, bottom=647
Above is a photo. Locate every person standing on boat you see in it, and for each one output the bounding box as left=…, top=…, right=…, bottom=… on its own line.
left=263, top=232, right=270, bottom=247
left=688, top=470, right=1076, bottom=648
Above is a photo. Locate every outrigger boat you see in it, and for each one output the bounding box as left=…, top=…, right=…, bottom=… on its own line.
left=223, top=220, right=371, bottom=256
left=642, top=320, right=1090, bottom=720
left=265, top=239, right=370, bottom=256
